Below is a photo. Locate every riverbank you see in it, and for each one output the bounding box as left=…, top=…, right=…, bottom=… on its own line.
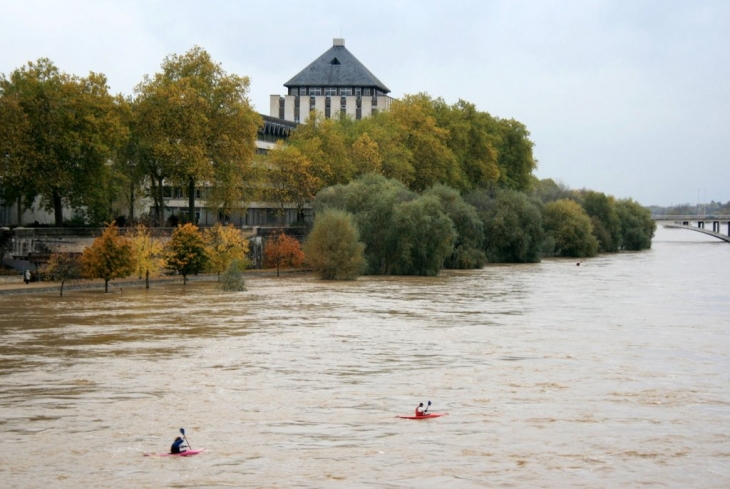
left=0, top=268, right=308, bottom=296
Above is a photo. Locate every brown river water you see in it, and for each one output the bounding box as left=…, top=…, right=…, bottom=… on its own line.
left=0, top=226, right=729, bottom=488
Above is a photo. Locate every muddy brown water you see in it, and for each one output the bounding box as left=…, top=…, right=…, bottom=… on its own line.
left=1, top=226, right=728, bottom=488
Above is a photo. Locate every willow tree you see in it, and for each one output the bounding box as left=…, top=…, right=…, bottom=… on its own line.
left=543, top=199, right=598, bottom=258
left=134, top=47, right=261, bottom=224
left=303, top=209, right=365, bottom=280
left=0, top=59, right=127, bottom=226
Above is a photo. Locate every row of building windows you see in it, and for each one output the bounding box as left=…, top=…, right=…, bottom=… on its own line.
left=288, top=96, right=379, bottom=109
left=288, top=87, right=386, bottom=97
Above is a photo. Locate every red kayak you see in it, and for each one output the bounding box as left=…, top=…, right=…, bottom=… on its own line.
left=397, top=412, right=449, bottom=419
left=144, top=448, right=206, bottom=457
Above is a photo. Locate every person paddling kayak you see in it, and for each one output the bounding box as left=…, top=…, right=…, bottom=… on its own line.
left=415, top=401, right=431, bottom=417
left=170, top=436, right=187, bottom=454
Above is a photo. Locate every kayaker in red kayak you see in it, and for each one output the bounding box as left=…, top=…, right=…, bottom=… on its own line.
left=416, top=403, right=428, bottom=416
left=171, top=436, right=187, bottom=454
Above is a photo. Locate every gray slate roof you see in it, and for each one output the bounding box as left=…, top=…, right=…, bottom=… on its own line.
left=284, top=43, right=390, bottom=93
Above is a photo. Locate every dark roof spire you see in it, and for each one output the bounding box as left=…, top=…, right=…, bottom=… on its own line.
left=284, top=38, right=390, bottom=93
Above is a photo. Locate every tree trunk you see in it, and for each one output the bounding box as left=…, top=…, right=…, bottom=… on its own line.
left=53, top=191, right=63, bottom=227
left=59, top=279, right=65, bottom=297
left=145, top=269, right=150, bottom=289
left=188, top=177, right=196, bottom=224
left=104, top=279, right=109, bottom=293
left=128, top=184, right=135, bottom=224
left=157, top=176, right=165, bottom=226
left=16, top=196, right=22, bottom=226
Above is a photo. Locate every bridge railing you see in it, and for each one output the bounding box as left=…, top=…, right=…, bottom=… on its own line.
left=652, top=215, right=730, bottom=221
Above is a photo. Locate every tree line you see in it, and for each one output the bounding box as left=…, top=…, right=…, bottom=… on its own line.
left=2, top=46, right=656, bottom=283
left=0, top=48, right=260, bottom=227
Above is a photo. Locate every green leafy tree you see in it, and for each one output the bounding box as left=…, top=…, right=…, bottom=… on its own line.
left=288, top=112, right=353, bottom=186
left=0, top=59, right=127, bottom=226
left=263, top=142, right=323, bottom=223
left=389, top=195, right=456, bottom=276
left=388, top=94, right=460, bottom=192
left=491, top=117, right=537, bottom=192
left=264, top=232, right=305, bottom=277
left=431, top=98, right=500, bottom=191
left=314, top=174, right=414, bottom=275
left=303, top=209, right=365, bottom=280
left=543, top=199, right=599, bottom=258
left=134, top=46, right=261, bottom=224
left=0, top=89, right=34, bottom=224
left=80, top=221, right=136, bottom=292
left=315, top=174, right=458, bottom=276
left=220, top=259, right=247, bottom=292
left=425, top=184, right=486, bottom=268
left=581, top=190, right=621, bottom=252
left=616, top=199, right=656, bottom=250
left=130, top=224, right=164, bottom=289
left=164, top=223, right=209, bottom=284
left=467, top=188, right=544, bottom=263
left=203, top=223, right=250, bottom=279
left=43, top=252, right=81, bottom=297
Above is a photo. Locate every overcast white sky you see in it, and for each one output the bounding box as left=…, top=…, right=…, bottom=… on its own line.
left=2, top=0, right=728, bottom=206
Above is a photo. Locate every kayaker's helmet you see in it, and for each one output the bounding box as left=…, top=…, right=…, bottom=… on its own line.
left=419, top=403, right=424, bottom=407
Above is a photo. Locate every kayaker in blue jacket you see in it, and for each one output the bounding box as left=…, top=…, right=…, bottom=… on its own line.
left=171, top=436, right=187, bottom=454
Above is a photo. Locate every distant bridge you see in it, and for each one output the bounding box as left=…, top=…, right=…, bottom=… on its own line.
left=652, top=215, right=730, bottom=243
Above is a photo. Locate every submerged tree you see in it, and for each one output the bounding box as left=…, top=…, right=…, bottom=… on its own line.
left=467, top=188, right=544, bottom=263
left=164, top=223, right=209, bottom=284
left=303, top=209, right=365, bottom=280
left=130, top=224, right=164, bottom=289
left=44, top=252, right=81, bottom=297
left=80, top=221, right=136, bottom=292
left=203, top=223, right=250, bottom=280
left=220, top=259, right=247, bottom=292
left=616, top=199, right=656, bottom=251
left=542, top=199, right=598, bottom=258
left=425, top=184, right=485, bottom=269
left=263, top=232, right=305, bottom=277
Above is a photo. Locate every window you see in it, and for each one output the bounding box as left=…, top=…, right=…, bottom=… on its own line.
left=324, top=87, right=337, bottom=97
left=309, top=87, right=322, bottom=96
left=363, top=88, right=371, bottom=96
left=355, top=88, right=361, bottom=96
left=340, top=88, right=352, bottom=96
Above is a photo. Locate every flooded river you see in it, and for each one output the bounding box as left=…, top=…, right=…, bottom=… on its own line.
left=1, top=226, right=729, bottom=488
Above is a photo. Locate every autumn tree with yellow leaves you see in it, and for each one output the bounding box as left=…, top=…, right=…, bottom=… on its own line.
left=164, top=223, right=209, bottom=284
left=203, top=223, right=250, bottom=280
left=80, top=222, right=136, bottom=292
left=130, top=224, right=164, bottom=289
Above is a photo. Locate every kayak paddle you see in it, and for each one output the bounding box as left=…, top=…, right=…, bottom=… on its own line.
left=424, top=400, right=431, bottom=413
left=180, top=427, right=192, bottom=449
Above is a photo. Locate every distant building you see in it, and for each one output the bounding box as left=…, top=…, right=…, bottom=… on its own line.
left=270, top=38, right=393, bottom=123
left=0, top=39, right=391, bottom=229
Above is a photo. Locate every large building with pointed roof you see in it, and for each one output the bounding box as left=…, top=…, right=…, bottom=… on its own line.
left=270, top=38, right=393, bottom=123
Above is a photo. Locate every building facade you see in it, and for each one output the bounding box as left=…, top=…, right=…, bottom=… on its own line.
left=270, top=38, right=393, bottom=123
